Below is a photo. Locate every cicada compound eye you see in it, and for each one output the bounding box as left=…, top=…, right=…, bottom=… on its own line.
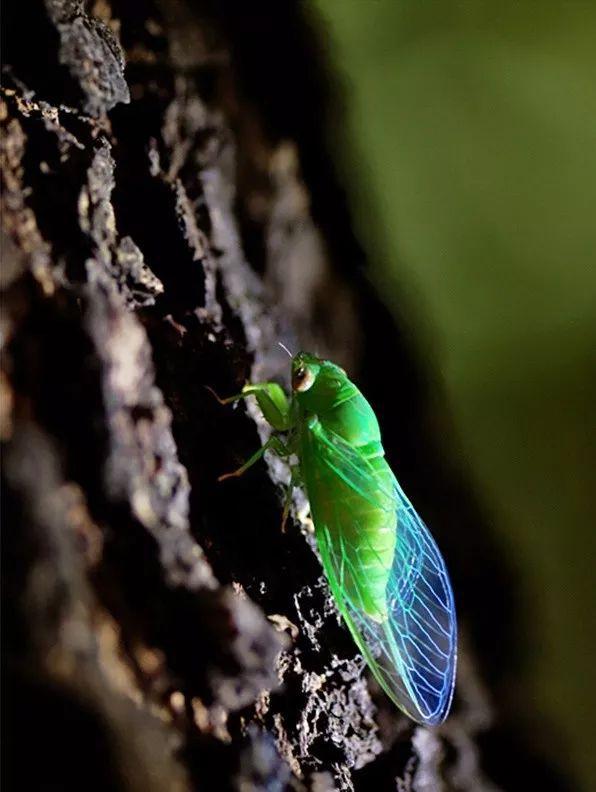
left=292, top=366, right=315, bottom=392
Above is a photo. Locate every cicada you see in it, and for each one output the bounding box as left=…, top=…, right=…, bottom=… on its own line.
left=216, top=352, right=457, bottom=725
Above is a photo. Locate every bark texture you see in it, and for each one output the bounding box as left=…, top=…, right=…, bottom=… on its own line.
left=1, top=2, right=571, bottom=791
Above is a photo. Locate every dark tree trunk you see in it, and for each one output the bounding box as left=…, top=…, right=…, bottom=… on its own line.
left=1, top=2, right=570, bottom=791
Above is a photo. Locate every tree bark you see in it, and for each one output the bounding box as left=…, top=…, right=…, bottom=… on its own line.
left=1, top=2, right=571, bottom=791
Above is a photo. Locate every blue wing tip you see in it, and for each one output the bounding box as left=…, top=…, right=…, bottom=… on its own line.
left=413, top=652, right=457, bottom=726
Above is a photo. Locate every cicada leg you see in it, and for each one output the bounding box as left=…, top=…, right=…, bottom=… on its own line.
left=218, top=435, right=291, bottom=482
left=206, top=382, right=292, bottom=432
left=209, top=380, right=300, bottom=529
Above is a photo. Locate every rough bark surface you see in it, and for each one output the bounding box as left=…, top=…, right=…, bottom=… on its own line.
left=1, top=3, right=571, bottom=791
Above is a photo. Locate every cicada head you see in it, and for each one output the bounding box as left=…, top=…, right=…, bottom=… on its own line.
left=291, top=352, right=352, bottom=411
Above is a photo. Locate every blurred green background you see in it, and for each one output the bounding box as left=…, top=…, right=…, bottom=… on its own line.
left=312, top=1, right=596, bottom=788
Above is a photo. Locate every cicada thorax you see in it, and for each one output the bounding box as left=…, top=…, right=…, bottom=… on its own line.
left=300, top=391, right=397, bottom=623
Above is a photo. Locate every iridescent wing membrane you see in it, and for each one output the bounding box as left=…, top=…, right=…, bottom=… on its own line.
left=311, top=425, right=457, bottom=725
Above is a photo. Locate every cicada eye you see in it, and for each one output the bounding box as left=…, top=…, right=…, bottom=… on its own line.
left=292, top=366, right=315, bottom=392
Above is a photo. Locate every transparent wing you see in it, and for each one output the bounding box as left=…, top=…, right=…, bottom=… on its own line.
left=310, top=425, right=457, bottom=725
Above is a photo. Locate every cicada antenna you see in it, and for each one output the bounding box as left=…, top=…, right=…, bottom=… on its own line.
left=278, top=341, right=293, bottom=358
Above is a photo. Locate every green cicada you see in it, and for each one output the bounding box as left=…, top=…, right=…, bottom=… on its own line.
left=216, top=351, right=457, bottom=725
